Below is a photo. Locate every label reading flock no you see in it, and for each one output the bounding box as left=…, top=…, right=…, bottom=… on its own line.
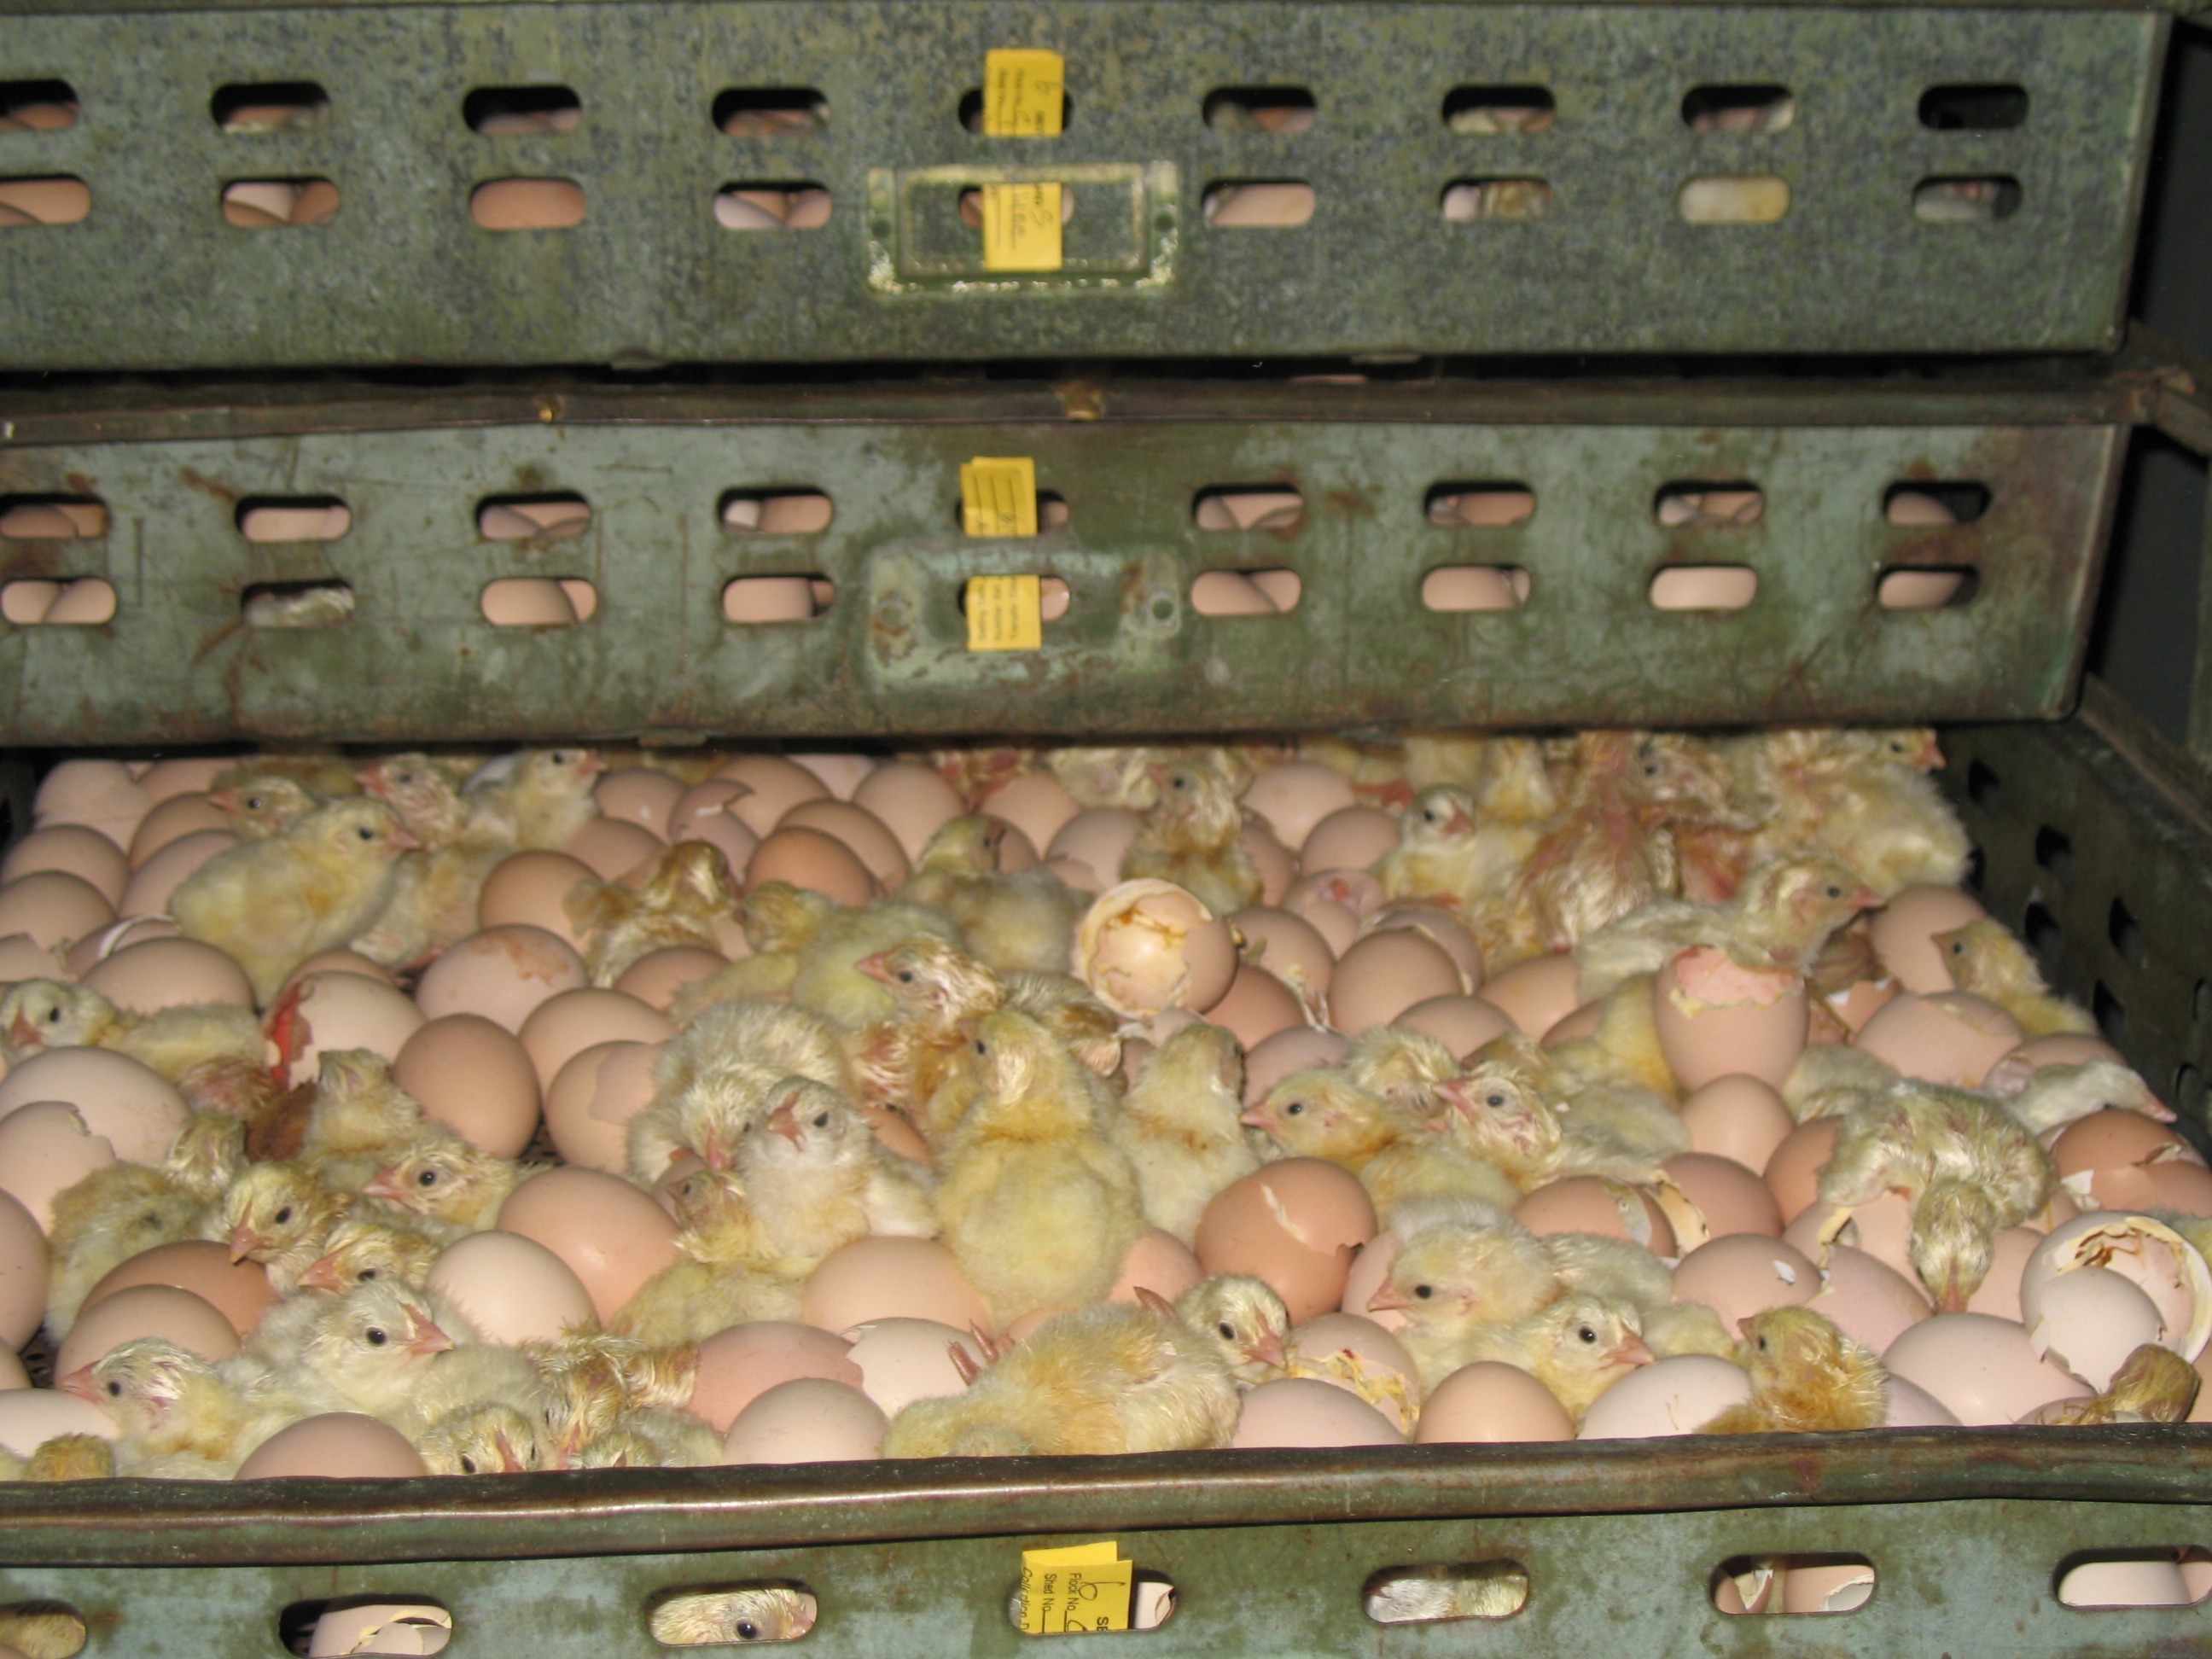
left=960, top=457, right=1039, bottom=538
left=983, top=49, right=1066, bottom=137
left=964, top=575, right=1044, bottom=652
left=981, top=182, right=1063, bottom=271
left=1017, top=1542, right=1133, bottom=1633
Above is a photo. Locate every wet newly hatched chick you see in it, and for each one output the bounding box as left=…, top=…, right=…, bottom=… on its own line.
left=850, top=934, right=1006, bottom=1142
left=1437, top=1034, right=1676, bottom=1191
left=1242, top=1069, right=1425, bottom=1173
left=733, top=1077, right=938, bottom=1260
left=1368, top=1221, right=1564, bottom=1391
left=170, top=795, right=418, bottom=1004
left=1817, top=1079, right=2056, bottom=1311
left=881, top=1295, right=1237, bottom=1457
left=416, top=1401, right=550, bottom=1475
left=204, top=1160, right=352, bottom=1292
left=0, top=978, right=266, bottom=1085
left=1572, top=853, right=1880, bottom=1004
left=1342, top=1026, right=1465, bottom=1117
left=611, top=1168, right=807, bottom=1344
left=1176, top=1273, right=1290, bottom=1385
left=1118, top=763, right=1263, bottom=918
left=296, top=1214, right=442, bottom=1294
left=1112, top=1023, right=1261, bottom=1244
left=629, top=997, right=852, bottom=1181
left=1737, top=726, right=1968, bottom=899
left=649, top=1588, right=817, bottom=1648
left=1697, top=1307, right=1886, bottom=1434
left=294, top=1047, right=431, bottom=1191
left=1933, top=918, right=2098, bottom=1040
left=362, top=1134, right=536, bottom=1233
left=1982, top=1057, right=2174, bottom=1135
left=568, top=840, right=743, bottom=987
left=2041, top=1342, right=2202, bottom=1425
left=932, top=1009, right=1145, bottom=1327
left=1460, top=1293, right=1656, bottom=1421
left=898, top=816, right=1086, bottom=976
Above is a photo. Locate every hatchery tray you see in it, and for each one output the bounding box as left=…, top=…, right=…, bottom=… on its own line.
left=0, top=365, right=2146, bottom=746
left=0, top=0, right=2174, bottom=367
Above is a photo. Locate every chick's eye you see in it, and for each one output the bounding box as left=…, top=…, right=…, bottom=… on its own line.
left=273, top=1206, right=292, bottom=1225
left=1755, top=1336, right=1769, bottom=1352
left=1485, top=1091, right=1507, bottom=1109
left=897, top=969, right=915, bottom=984
left=358, top=1268, right=380, bottom=1281
left=1283, top=1101, right=1305, bottom=1117
left=357, top=826, right=375, bottom=841
left=812, top=1112, right=830, bottom=1128
left=735, top=1623, right=760, bottom=1642
left=974, top=1040, right=988, bottom=1057
left=1578, top=1326, right=1598, bottom=1344
left=1413, top=1284, right=1434, bottom=1300
left=1218, top=1322, right=1236, bottom=1341
left=459, top=1454, right=478, bottom=1474
left=1824, top=884, right=1843, bottom=899
left=365, top=1327, right=388, bottom=1347
left=417, top=1168, right=441, bottom=1188
left=44, top=1007, right=60, bottom=1023
left=105, top=1379, right=123, bottom=1397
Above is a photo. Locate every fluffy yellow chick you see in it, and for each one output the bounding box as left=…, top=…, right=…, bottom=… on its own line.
left=362, top=1135, right=536, bottom=1232
left=205, top=1159, right=352, bottom=1291
left=352, top=752, right=502, bottom=967
left=294, top=1047, right=431, bottom=1191
left=1367, top=1221, right=1563, bottom=1390
left=207, top=771, right=321, bottom=841
left=60, top=1337, right=265, bottom=1476
left=170, top=795, right=418, bottom=1004
left=612, top=1168, right=806, bottom=1343
left=0, top=978, right=266, bottom=1085
left=1460, top=1292, right=1656, bottom=1421
left=1176, top=1273, right=1289, bottom=1384
left=899, top=816, right=1086, bottom=975
left=1119, top=763, right=1263, bottom=917
left=650, top=1589, right=816, bottom=1648
left=296, top=1214, right=442, bottom=1294
left=45, top=1158, right=215, bottom=1336
left=1111, top=1023, right=1262, bottom=1244
left=881, top=1295, right=1237, bottom=1457
left=459, top=746, right=607, bottom=849
left=568, top=840, right=743, bottom=987
left=1342, top=1026, right=1464, bottom=1116
left=1736, top=726, right=1968, bottom=897
left=1439, top=1034, right=1677, bottom=1190
left=1697, top=1307, right=1886, bottom=1434
left=2041, top=1342, right=2201, bottom=1425
left=1374, top=785, right=1481, bottom=908
left=849, top=934, right=1005, bottom=1141
left=239, top=1280, right=459, bottom=1424
left=932, top=1010, right=1144, bottom=1328
left=629, top=997, right=852, bottom=1180
left=733, top=1077, right=938, bottom=1260
left=1241, top=1068, right=1424, bottom=1173
left=1817, top=1079, right=2056, bottom=1311
left=416, top=1401, right=550, bottom=1474
left=1933, top=918, right=2098, bottom=1039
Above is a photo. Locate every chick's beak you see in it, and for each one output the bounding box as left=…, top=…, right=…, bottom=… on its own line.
left=1366, top=1284, right=1413, bottom=1313
left=768, top=1099, right=804, bottom=1147
left=1252, top=1331, right=1289, bottom=1369
left=56, top=1364, right=100, bottom=1406
left=855, top=952, right=894, bottom=987
left=298, top=1253, right=348, bottom=1294
left=387, top=825, right=421, bottom=853
left=495, top=1432, right=527, bottom=1474
left=8, top=1015, right=38, bottom=1050
left=1609, top=1336, right=1656, bottom=1369
left=361, top=1167, right=410, bottom=1205
left=406, top=1311, right=455, bottom=1358
left=1445, top=810, right=1475, bottom=835
left=1237, top=1106, right=1274, bottom=1130
left=228, top=1225, right=271, bottom=1265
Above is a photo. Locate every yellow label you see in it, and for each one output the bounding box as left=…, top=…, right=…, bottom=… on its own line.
left=964, top=574, right=1044, bottom=651
left=981, top=182, right=1062, bottom=271
left=984, top=49, right=1065, bottom=136
left=960, top=456, right=1039, bottom=538
left=1018, top=1542, right=1132, bottom=1633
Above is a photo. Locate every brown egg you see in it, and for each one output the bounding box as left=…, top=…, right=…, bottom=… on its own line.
left=564, top=817, right=665, bottom=882
left=428, top=1231, right=597, bottom=1346
left=61, top=915, right=169, bottom=980
left=266, top=970, right=425, bottom=1086
left=801, top=1237, right=990, bottom=1335
left=1417, top=1361, right=1574, bottom=1443
left=236, top=1413, right=427, bottom=1480
left=1853, top=991, right=2023, bottom=1086
left=1392, top=995, right=1513, bottom=1059
left=1202, top=964, right=1307, bottom=1049
left=1298, top=806, right=1400, bottom=875
left=1194, top=1160, right=1377, bottom=1324
left=1658, top=1152, right=1784, bottom=1241
left=55, top=1283, right=239, bottom=1376
left=82, top=936, right=256, bottom=1014
left=0, top=1047, right=187, bottom=1164
left=1673, top=1234, right=1820, bottom=1330
left=594, top=768, right=684, bottom=838
left=498, top=1167, right=679, bottom=1322
left=702, top=758, right=823, bottom=843
left=544, top=1039, right=661, bottom=1173
left=1652, top=950, right=1806, bottom=1091
left=843, top=1318, right=989, bottom=1417
left=614, top=946, right=730, bottom=1011
left=1867, top=886, right=1989, bottom=992
left=280, top=949, right=402, bottom=991
left=1227, top=906, right=1335, bottom=1011
left=1242, top=1025, right=1353, bottom=1103
left=1540, top=1001, right=1603, bottom=1047
left=0, top=825, right=129, bottom=905
left=1575, top=1355, right=1751, bottom=1440
left=1678, top=1074, right=1796, bottom=1173
left=135, top=758, right=235, bottom=804
left=1239, top=821, right=1298, bottom=906
left=0, top=1190, right=46, bottom=1347
left=1078, top=881, right=1237, bottom=1018
left=82, top=1240, right=276, bottom=1336
left=1327, top=929, right=1463, bottom=1034
left=1762, top=1116, right=1840, bottom=1223
left=748, top=826, right=876, bottom=906
left=0, top=933, right=67, bottom=983
left=117, top=830, right=239, bottom=917
left=1962, top=1226, right=2045, bottom=1321
left=690, top=1323, right=863, bottom=1433
left=126, top=794, right=232, bottom=867
left=1284, top=868, right=1384, bottom=924
left=1882, top=1313, right=2093, bottom=1424
left=1825, top=975, right=1901, bottom=1033
left=1240, top=763, right=1358, bottom=850
left=414, top=926, right=589, bottom=1031
left=787, top=754, right=876, bottom=800
left=1042, top=855, right=1104, bottom=898
left=724, top=1377, right=888, bottom=1464
left=0, top=870, right=114, bottom=953
left=0, top=1101, right=115, bottom=1230
left=668, top=781, right=762, bottom=875
left=977, top=772, right=1081, bottom=859
left=1364, top=905, right=1484, bottom=992
left=392, top=1014, right=543, bottom=1157
left=1804, top=1243, right=1929, bottom=1353
left=477, top=850, right=598, bottom=949
left=517, top=987, right=676, bottom=1089
left=1107, top=1229, right=1205, bottom=1305
left=2051, top=1109, right=2202, bottom=1178
left=1232, top=1377, right=1403, bottom=1447
left=33, top=759, right=149, bottom=847
left=1516, top=1177, right=1677, bottom=1256
left=2023, top=1211, right=2212, bottom=1365
left=2088, top=1160, right=2212, bottom=1216
left=1784, top=1190, right=1917, bottom=1284
left=1478, top=953, right=1583, bottom=1039
left=1287, top=1312, right=1421, bottom=1431
left=776, top=800, right=910, bottom=888
left=1045, top=808, right=1145, bottom=892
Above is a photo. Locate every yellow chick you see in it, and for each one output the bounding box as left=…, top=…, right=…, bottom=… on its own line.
left=650, top=1588, right=817, bottom=1648
left=612, top=1168, right=806, bottom=1344
left=1459, top=1292, right=1656, bottom=1421
left=1697, top=1307, right=1886, bottom=1434
left=1933, top=918, right=2099, bottom=1039
left=0, top=978, right=266, bottom=1086
left=1111, top=1023, right=1262, bottom=1244
left=1735, top=726, right=1969, bottom=897
left=296, top=1214, right=442, bottom=1294
left=294, top=1047, right=432, bottom=1192
left=362, top=1135, right=536, bottom=1233
left=898, top=816, right=1086, bottom=975
left=732, top=1077, right=938, bottom=1260
left=1119, top=763, right=1263, bottom=917
left=1438, top=1034, right=1678, bottom=1190
left=45, top=1159, right=213, bottom=1336
left=60, top=1337, right=263, bottom=1476
left=1175, top=1273, right=1290, bottom=1384
left=881, top=1296, right=1237, bottom=1457
left=629, top=997, right=852, bottom=1181
left=239, top=1280, right=459, bottom=1424
left=1374, top=785, right=1481, bottom=909
left=204, top=1160, right=352, bottom=1291
left=2041, top=1342, right=2201, bottom=1425
left=170, top=795, right=419, bottom=1004
left=849, top=934, right=1006, bottom=1142
left=459, top=747, right=607, bottom=849
left=931, top=1010, right=1144, bottom=1328
left=1242, top=1068, right=1424, bottom=1173
left=567, top=840, right=743, bottom=987
left=1366, top=1221, right=1563, bottom=1390
left=207, top=771, right=322, bottom=841
left=416, top=1401, right=550, bottom=1474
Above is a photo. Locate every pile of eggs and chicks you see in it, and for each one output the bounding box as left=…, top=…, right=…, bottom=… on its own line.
left=0, top=725, right=2204, bottom=1604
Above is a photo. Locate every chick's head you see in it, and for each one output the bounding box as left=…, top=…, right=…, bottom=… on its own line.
left=0, top=978, right=108, bottom=1059
left=1400, top=785, right=1476, bottom=848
